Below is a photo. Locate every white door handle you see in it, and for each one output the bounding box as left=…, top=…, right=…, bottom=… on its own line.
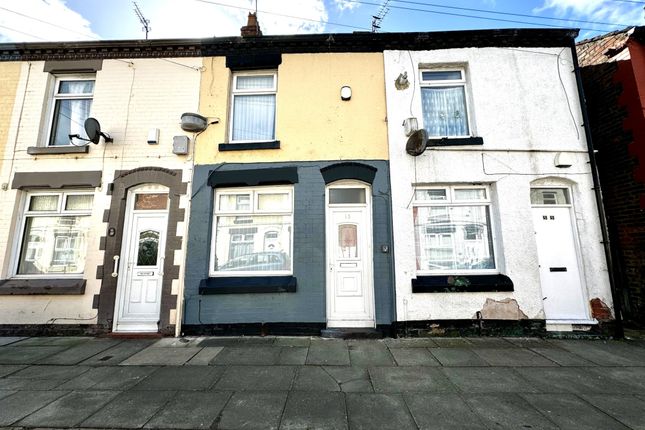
left=111, top=255, right=120, bottom=278
left=160, top=257, right=165, bottom=277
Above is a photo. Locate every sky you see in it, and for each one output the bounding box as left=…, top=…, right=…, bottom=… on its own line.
left=0, top=0, right=643, bottom=44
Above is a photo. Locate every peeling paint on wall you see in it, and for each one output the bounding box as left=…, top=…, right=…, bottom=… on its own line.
left=590, top=298, right=614, bottom=320
left=477, top=298, right=528, bottom=320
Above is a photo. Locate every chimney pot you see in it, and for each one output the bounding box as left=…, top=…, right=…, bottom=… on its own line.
left=241, top=12, right=262, bottom=37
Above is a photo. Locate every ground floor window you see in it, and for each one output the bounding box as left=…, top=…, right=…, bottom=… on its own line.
left=16, top=191, right=93, bottom=275
left=211, top=186, right=293, bottom=276
left=413, top=185, right=495, bottom=273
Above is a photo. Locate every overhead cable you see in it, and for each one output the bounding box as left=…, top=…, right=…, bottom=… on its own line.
left=191, top=0, right=371, bottom=31
left=345, top=0, right=638, bottom=33
left=0, top=6, right=99, bottom=40
left=389, top=0, right=632, bottom=27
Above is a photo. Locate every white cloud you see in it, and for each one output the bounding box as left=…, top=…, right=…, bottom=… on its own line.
left=0, top=0, right=331, bottom=43
left=534, top=0, right=644, bottom=30
left=334, top=0, right=360, bottom=12
left=0, top=0, right=99, bottom=42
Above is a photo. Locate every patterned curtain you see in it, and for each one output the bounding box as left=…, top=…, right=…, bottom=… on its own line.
left=421, top=86, right=469, bottom=137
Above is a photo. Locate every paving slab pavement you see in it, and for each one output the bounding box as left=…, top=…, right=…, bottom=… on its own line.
left=389, top=347, right=440, bottom=366
left=80, top=389, right=175, bottom=428
left=429, top=347, right=488, bottom=366
left=522, top=393, right=630, bottom=429
left=280, top=391, right=347, bottom=430
left=120, top=346, right=201, bottom=365
left=465, top=393, right=560, bottom=430
left=404, top=393, right=487, bottom=430
left=0, top=336, right=26, bottom=346
left=0, top=336, right=645, bottom=429
left=16, top=390, right=120, bottom=428
left=144, top=390, right=232, bottom=429
left=581, top=394, right=645, bottom=430
left=346, top=393, right=417, bottom=430
left=80, top=339, right=156, bottom=366
left=217, top=390, right=287, bottom=430
left=0, top=389, right=67, bottom=426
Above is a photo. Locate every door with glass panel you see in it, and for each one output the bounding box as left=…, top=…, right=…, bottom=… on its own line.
left=114, top=190, right=168, bottom=332
left=326, top=182, right=375, bottom=328
left=531, top=188, right=589, bottom=322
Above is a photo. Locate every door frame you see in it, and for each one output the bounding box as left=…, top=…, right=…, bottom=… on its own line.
left=530, top=185, right=592, bottom=323
left=325, top=180, right=376, bottom=328
left=112, top=184, right=170, bottom=333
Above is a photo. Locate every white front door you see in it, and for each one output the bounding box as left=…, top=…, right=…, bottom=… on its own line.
left=114, top=190, right=169, bottom=332
left=326, top=183, right=375, bottom=328
left=532, top=205, right=588, bottom=321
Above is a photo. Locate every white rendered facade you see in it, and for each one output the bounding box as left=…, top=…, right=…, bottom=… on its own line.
left=384, top=47, right=613, bottom=328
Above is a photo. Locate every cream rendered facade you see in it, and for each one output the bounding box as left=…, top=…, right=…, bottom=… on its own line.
left=384, top=46, right=614, bottom=331
left=0, top=57, right=200, bottom=332
left=195, top=53, right=388, bottom=164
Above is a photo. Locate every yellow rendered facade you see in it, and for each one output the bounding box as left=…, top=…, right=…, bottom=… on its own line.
left=0, top=62, right=21, bottom=170
left=196, top=53, right=388, bottom=164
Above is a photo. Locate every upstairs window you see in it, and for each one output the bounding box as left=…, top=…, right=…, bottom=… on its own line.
left=48, top=76, right=95, bottom=146
left=230, top=72, right=277, bottom=142
left=413, top=186, right=496, bottom=273
left=420, top=69, right=470, bottom=138
left=15, top=191, right=93, bottom=276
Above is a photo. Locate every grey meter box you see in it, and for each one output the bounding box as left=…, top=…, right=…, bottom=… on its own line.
left=173, top=136, right=190, bottom=155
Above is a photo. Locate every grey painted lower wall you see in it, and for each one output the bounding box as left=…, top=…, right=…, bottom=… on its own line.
left=184, top=160, right=394, bottom=325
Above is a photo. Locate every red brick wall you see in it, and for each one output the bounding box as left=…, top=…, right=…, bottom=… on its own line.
left=626, top=40, right=645, bottom=185
left=579, top=46, right=645, bottom=324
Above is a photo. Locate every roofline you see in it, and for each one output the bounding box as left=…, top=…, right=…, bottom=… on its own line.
left=576, top=26, right=635, bottom=46
left=0, top=28, right=578, bottom=62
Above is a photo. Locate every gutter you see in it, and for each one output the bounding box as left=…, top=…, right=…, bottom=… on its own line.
left=569, top=39, right=624, bottom=338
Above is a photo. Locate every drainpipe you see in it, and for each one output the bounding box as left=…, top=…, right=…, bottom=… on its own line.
left=569, top=39, right=624, bottom=338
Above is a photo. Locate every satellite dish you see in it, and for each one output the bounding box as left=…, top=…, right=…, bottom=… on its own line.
left=69, top=118, right=113, bottom=145
left=84, top=118, right=102, bottom=144
left=405, top=129, right=428, bottom=156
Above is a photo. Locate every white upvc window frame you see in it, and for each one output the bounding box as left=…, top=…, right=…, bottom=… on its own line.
left=44, top=74, right=95, bottom=147
left=530, top=187, right=572, bottom=208
left=327, top=182, right=369, bottom=207
left=11, top=190, right=94, bottom=279
left=419, top=67, right=472, bottom=139
left=229, top=71, right=278, bottom=144
left=210, top=185, right=294, bottom=277
left=413, top=184, right=498, bottom=275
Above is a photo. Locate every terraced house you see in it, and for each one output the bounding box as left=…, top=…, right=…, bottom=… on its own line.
left=0, top=39, right=201, bottom=335
left=0, top=16, right=619, bottom=337
left=182, top=16, right=395, bottom=334
left=384, top=28, right=617, bottom=335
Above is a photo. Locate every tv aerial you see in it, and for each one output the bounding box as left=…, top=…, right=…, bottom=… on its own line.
left=133, top=1, right=151, bottom=39
left=371, top=0, right=390, bottom=33
left=68, top=118, right=113, bottom=146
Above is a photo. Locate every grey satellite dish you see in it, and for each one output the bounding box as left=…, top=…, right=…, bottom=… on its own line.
left=405, top=129, right=428, bottom=156
left=84, top=118, right=112, bottom=144
left=84, top=118, right=102, bottom=144
left=68, top=117, right=113, bottom=145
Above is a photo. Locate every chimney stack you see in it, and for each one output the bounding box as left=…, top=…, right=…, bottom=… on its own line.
left=241, top=12, right=262, bottom=37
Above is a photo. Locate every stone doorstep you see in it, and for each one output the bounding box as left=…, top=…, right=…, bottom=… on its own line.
left=321, top=328, right=383, bottom=339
